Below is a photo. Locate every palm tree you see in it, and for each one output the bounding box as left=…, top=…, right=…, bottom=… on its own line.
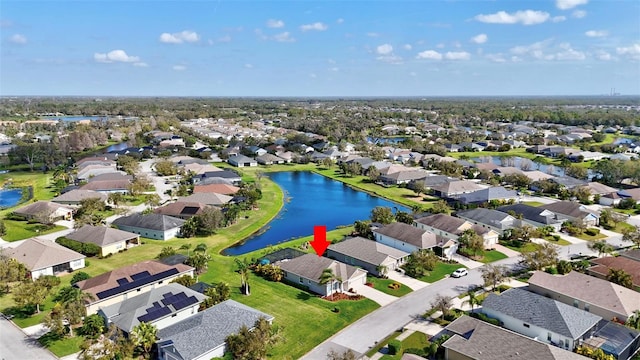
left=607, top=268, right=634, bottom=289
left=462, top=289, right=481, bottom=313
left=107, top=192, right=124, bottom=208
left=131, top=322, right=157, bottom=358
left=179, top=243, right=192, bottom=257
left=235, top=258, right=250, bottom=295
left=375, top=264, right=389, bottom=278
left=194, top=243, right=208, bottom=253
left=481, top=264, right=507, bottom=292
left=53, top=286, right=95, bottom=337
left=588, top=240, right=614, bottom=257
left=319, top=268, right=342, bottom=301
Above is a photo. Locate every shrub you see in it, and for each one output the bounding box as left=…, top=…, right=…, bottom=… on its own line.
left=55, top=237, right=101, bottom=257
left=387, top=340, right=402, bottom=355
left=585, top=228, right=600, bottom=236
left=388, top=283, right=401, bottom=290
left=545, top=266, right=558, bottom=274
left=470, top=312, right=501, bottom=326
left=70, top=272, right=91, bottom=285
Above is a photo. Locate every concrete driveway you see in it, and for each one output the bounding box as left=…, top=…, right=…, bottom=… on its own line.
left=386, top=270, right=428, bottom=290
left=0, top=317, right=56, bottom=360
left=352, top=284, right=397, bottom=307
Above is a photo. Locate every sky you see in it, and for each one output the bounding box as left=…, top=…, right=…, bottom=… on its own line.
left=1, top=0, right=639, bottom=97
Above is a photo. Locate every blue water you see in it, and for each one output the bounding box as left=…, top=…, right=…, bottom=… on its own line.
left=223, top=171, right=408, bottom=255
left=41, top=115, right=108, bottom=122
left=0, top=188, right=23, bottom=208
left=471, top=156, right=595, bottom=178
left=106, top=142, right=128, bottom=152
left=367, top=136, right=407, bottom=144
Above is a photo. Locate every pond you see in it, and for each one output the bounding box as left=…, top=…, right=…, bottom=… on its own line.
left=41, top=115, right=109, bottom=122
left=367, top=136, right=408, bottom=144
left=0, top=188, right=23, bottom=208
left=471, top=156, right=596, bottom=178
left=223, top=171, right=408, bottom=255
left=106, top=142, right=128, bottom=152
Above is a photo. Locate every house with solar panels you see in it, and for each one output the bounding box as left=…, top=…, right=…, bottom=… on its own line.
left=98, top=283, right=206, bottom=334
left=74, top=260, right=195, bottom=315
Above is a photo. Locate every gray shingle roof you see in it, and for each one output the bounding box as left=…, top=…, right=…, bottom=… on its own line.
left=456, top=208, right=515, bottom=229
left=458, top=186, right=518, bottom=204
left=177, top=193, right=232, bottom=206
left=157, top=300, right=273, bottom=360
left=112, top=213, right=186, bottom=231
left=497, top=204, right=560, bottom=225
left=277, top=253, right=366, bottom=282
left=5, top=237, right=85, bottom=271
left=443, top=316, right=589, bottom=360
left=51, top=189, right=107, bottom=203
left=373, top=222, right=443, bottom=249
left=100, top=283, right=206, bottom=333
left=414, top=214, right=467, bottom=235
left=540, top=201, right=597, bottom=220
left=328, top=237, right=409, bottom=265
left=482, top=288, right=601, bottom=339
left=66, top=225, right=139, bottom=247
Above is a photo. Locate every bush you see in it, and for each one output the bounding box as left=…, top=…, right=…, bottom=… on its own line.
left=387, top=340, right=402, bottom=355
left=55, top=237, right=101, bottom=257
left=70, top=272, right=91, bottom=285
left=585, top=228, right=600, bottom=236
left=545, top=266, right=558, bottom=274
left=470, top=312, right=501, bottom=326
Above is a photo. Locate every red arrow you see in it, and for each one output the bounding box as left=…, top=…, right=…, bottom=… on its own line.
left=310, top=225, right=330, bottom=257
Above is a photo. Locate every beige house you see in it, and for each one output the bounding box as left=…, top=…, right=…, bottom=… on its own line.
left=14, top=201, right=73, bottom=223
left=51, top=189, right=107, bottom=206
left=4, top=237, right=85, bottom=279
left=414, top=214, right=499, bottom=249
left=65, top=225, right=140, bottom=257
left=74, top=260, right=195, bottom=315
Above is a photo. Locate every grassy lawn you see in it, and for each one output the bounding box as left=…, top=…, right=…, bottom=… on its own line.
left=366, top=330, right=403, bottom=357
left=366, top=276, right=413, bottom=297
left=419, top=262, right=466, bottom=283
left=522, top=201, right=544, bottom=207
left=477, top=250, right=508, bottom=263
left=610, top=221, right=636, bottom=233
left=542, top=236, right=572, bottom=246
left=1, top=220, right=66, bottom=241
left=575, top=232, right=607, bottom=241
left=0, top=172, right=55, bottom=213
left=39, top=333, right=86, bottom=357
left=367, top=331, right=430, bottom=359
left=501, top=242, right=541, bottom=253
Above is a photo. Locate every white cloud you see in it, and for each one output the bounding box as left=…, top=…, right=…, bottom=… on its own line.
left=616, top=43, right=640, bottom=60
left=300, top=22, right=328, bottom=31
left=377, top=54, right=403, bottom=64
left=475, top=10, right=550, bottom=25
left=273, top=32, right=295, bottom=42
left=159, top=30, right=200, bottom=44
left=572, top=10, right=587, bottom=18
left=585, top=30, right=608, bottom=37
left=416, top=50, right=443, bottom=60
left=133, top=62, right=148, bottom=67
left=486, top=53, right=507, bottom=63
left=244, top=63, right=253, bottom=68
left=9, top=33, right=27, bottom=44
left=403, top=44, right=412, bottom=50
left=595, top=51, right=612, bottom=61
left=555, top=43, right=586, bottom=60
left=172, top=65, right=187, bottom=71
left=266, top=19, right=284, bottom=28
left=445, top=51, right=471, bottom=60
left=471, top=34, right=488, bottom=44
left=556, top=0, right=588, bottom=10
left=94, top=49, right=140, bottom=63
left=510, top=40, right=586, bottom=61
left=376, top=44, right=393, bottom=55
left=336, top=18, right=344, bottom=24
left=552, top=16, right=567, bottom=22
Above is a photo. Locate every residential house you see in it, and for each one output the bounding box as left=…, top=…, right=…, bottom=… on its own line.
left=431, top=180, right=485, bottom=199
left=98, top=283, right=206, bottom=334
left=577, top=182, right=618, bottom=200
left=157, top=300, right=274, bottom=360
left=327, top=236, right=410, bottom=276
left=549, top=176, right=588, bottom=190
left=177, top=193, right=233, bottom=207
left=372, top=222, right=456, bottom=258
left=77, top=165, right=123, bottom=180
left=65, top=225, right=140, bottom=257
left=414, top=214, right=499, bottom=250
left=276, top=253, right=367, bottom=296
left=455, top=208, right=516, bottom=235
left=51, top=189, right=107, bottom=206
left=86, top=173, right=133, bottom=183
left=522, top=170, right=555, bottom=182
left=192, top=183, right=240, bottom=195
left=482, top=288, right=602, bottom=351
left=193, top=170, right=242, bottom=186
left=14, top=201, right=73, bottom=223
left=154, top=201, right=211, bottom=219
left=587, top=256, right=640, bottom=289
left=581, top=321, right=640, bottom=360
left=457, top=186, right=518, bottom=205
left=227, top=154, right=257, bottom=167
left=540, top=201, right=599, bottom=226
left=4, top=237, right=85, bottom=280
left=379, top=170, right=428, bottom=185
left=528, top=271, right=640, bottom=322
left=497, top=204, right=564, bottom=230
left=255, top=153, right=285, bottom=165
left=80, top=179, right=131, bottom=193
left=74, top=260, right=195, bottom=315
left=112, top=213, right=186, bottom=240
left=410, top=175, right=454, bottom=190
left=180, top=163, right=223, bottom=176
left=274, top=150, right=294, bottom=163
left=442, top=316, right=589, bottom=360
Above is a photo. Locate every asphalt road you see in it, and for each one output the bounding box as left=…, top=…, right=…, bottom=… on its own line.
left=0, top=317, right=56, bottom=360
left=301, top=256, right=522, bottom=359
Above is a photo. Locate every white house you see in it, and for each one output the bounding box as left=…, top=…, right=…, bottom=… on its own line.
left=112, top=214, right=186, bottom=241
left=4, top=237, right=85, bottom=280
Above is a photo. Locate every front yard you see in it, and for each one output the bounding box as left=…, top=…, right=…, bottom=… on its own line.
left=366, top=276, right=413, bottom=297
left=1, top=220, right=66, bottom=241
left=419, top=262, right=466, bottom=283
left=477, top=250, right=508, bottom=263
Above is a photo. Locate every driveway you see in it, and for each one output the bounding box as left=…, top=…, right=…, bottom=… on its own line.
left=493, top=244, right=520, bottom=258
left=0, top=317, right=56, bottom=360
left=386, top=271, right=428, bottom=290
left=352, top=284, right=397, bottom=307
left=301, top=256, right=522, bottom=359
left=450, top=253, right=484, bottom=269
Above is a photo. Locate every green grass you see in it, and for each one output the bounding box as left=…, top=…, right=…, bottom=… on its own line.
left=366, top=330, right=403, bottom=357
left=522, top=201, right=544, bottom=207
left=1, top=220, right=66, bottom=241
left=366, top=276, right=413, bottom=297
left=575, top=232, right=607, bottom=241
left=610, top=221, right=635, bottom=234
left=478, top=250, right=508, bottom=263
left=501, top=242, right=541, bottom=253
left=367, top=331, right=431, bottom=359
left=542, top=236, right=572, bottom=246
left=38, top=333, right=85, bottom=357
left=419, top=262, right=466, bottom=283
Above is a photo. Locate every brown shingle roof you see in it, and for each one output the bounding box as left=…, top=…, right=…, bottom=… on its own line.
left=193, top=184, right=240, bottom=195
left=589, top=256, right=640, bottom=287
left=277, top=253, right=366, bottom=283
left=51, top=189, right=107, bottom=203
left=81, top=179, right=131, bottom=191
left=154, top=201, right=210, bottom=217
left=5, top=237, right=85, bottom=271
left=66, top=225, right=139, bottom=247
left=14, top=201, right=72, bottom=217
left=373, top=222, right=444, bottom=249
left=415, top=214, right=468, bottom=235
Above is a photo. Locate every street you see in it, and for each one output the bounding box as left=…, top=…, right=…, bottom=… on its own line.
left=0, top=317, right=56, bottom=360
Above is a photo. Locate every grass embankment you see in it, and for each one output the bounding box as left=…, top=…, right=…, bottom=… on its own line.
left=366, top=276, right=413, bottom=297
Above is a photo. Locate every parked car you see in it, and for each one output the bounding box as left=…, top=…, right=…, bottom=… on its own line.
left=451, top=268, right=468, bottom=278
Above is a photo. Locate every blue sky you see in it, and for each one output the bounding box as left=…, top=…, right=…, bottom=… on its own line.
left=1, top=0, right=639, bottom=96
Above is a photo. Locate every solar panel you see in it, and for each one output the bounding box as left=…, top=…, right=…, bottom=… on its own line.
left=116, top=278, right=129, bottom=285
left=172, top=296, right=198, bottom=310
left=130, top=271, right=151, bottom=280
left=137, top=307, right=171, bottom=323
left=96, top=268, right=181, bottom=299
left=162, top=292, right=173, bottom=299
left=181, top=206, right=200, bottom=215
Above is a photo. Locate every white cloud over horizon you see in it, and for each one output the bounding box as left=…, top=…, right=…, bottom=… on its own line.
left=445, top=51, right=471, bottom=60
left=159, top=30, right=200, bottom=44
left=416, top=50, right=443, bottom=60
left=94, top=49, right=140, bottom=63
left=556, top=0, right=588, bottom=10
left=475, top=10, right=550, bottom=25
left=300, top=22, right=328, bottom=31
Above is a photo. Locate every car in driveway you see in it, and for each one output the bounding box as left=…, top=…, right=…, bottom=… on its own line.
left=451, top=268, right=468, bottom=278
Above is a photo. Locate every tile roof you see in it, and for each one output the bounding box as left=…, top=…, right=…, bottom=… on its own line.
left=528, top=271, right=640, bottom=319
left=193, top=183, right=240, bottom=195
left=589, top=256, right=640, bottom=287
left=373, top=222, right=443, bottom=249
left=100, top=283, right=206, bottom=333
left=177, top=193, right=232, bottom=206
left=74, top=260, right=193, bottom=300
left=328, top=237, right=410, bottom=265
left=51, top=189, right=107, bottom=203
left=277, top=253, right=366, bottom=283
left=5, top=237, right=85, bottom=271
left=443, top=316, right=589, bottom=360
left=157, top=300, right=273, bottom=360
left=112, top=213, right=186, bottom=231
left=483, top=288, right=601, bottom=339
left=66, top=225, right=139, bottom=247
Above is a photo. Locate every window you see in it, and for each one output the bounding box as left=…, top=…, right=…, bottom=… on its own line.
left=172, top=314, right=177, bottom=317
left=584, top=303, right=590, bottom=312
left=158, top=281, right=163, bottom=284
left=547, top=333, right=552, bottom=341
left=523, top=323, right=530, bottom=328
left=559, top=340, right=564, bottom=348
left=299, top=276, right=304, bottom=283
left=137, top=289, right=141, bottom=292
left=573, top=299, right=579, bottom=308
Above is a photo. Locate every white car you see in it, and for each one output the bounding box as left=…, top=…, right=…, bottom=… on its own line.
left=451, top=268, right=468, bottom=278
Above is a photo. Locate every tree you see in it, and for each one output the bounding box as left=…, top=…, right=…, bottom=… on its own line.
left=130, top=322, right=157, bottom=358
left=79, top=324, right=134, bottom=360
left=196, top=207, right=224, bottom=234
left=622, top=226, right=640, bottom=248
left=52, top=286, right=94, bottom=336
left=520, top=243, right=559, bottom=270
left=225, top=317, right=281, bottom=360
left=0, top=252, right=27, bottom=294
left=179, top=243, right=192, bottom=257
left=223, top=204, right=242, bottom=226
left=557, top=260, right=573, bottom=275
left=588, top=240, right=614, bottom=257
left=565, top=164, right=588, bottom=180
left=412, top=181, right=426, bottom=196
left=319, top=268, right=342, bottom=301
left=44, top=303, right=67, bottom=337
left=458, top=229, right=485, bottom=258
left=0, top=220, right=6, bottom=237
left=194, top=243, right=208, bottom=253
left=626, top=310, right=640, bottom=330
left=367, top=166, right=380, bottom=182
left=401, top=250, right=438, bottom=278
left=607, top=268, right=633, bottom=288
left=70, top=271, right=91, bottom=285
left=170, top=275, right=196, bottom=287
left=154, top=160, right=178, bottom=176
left=107, top=192, right=124, bottom=208
left=430, top=294, right=452, bottom=318
left=185, top=253, right=211, bottom=275
left=462, top=290, right=481, bottom=312
left=370, top=206, right=394, bottom=224
left=354, top=220, right=373, bottom=239
left=327, top=349, right=357, bottom=360
left=80, top=314, right=105, bottom=339
left=116, top=155, right=140, bottom=175
left=13, top=279, right=51, bottom=313
left=156, top=246, right=176, bottom=259
left=201, top=282, right=231, bottom=310
left=481, top=264, right=508, bottom=292
left=431, top=200, right=451, bottom=214
left=235, top=258, right=251, bottom=295
left=143, top=193, right=161, bottom=209
left=395, top=210, right=413, bottom=224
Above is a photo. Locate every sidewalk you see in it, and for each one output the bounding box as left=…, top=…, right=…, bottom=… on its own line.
left=352, top=284, right=398, bottom=307
left=493, top=244, right=520, bottom=258
left=386, top=270, right=429, bottom=290
left=450, top=253, right=484, bottom=269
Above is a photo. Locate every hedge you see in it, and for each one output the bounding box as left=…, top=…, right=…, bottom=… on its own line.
left=387, top=339, right=402, bottom=355
left=55, top=237, right=101, bottom=257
